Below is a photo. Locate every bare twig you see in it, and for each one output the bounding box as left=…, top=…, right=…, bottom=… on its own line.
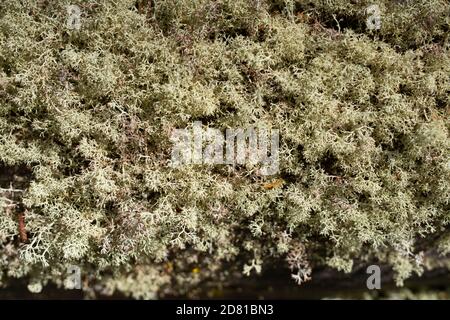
left=18, top=211, right=28, bottom=243
left=0, top=187, right=24, bottom=193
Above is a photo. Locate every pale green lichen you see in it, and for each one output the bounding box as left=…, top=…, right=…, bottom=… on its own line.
left=0, top=0, right=449, bottom=298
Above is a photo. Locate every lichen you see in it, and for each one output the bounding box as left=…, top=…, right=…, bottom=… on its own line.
left=0, top=0, right=449, bottom=298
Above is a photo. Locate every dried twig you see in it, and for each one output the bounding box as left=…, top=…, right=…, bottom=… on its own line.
left=0, top=187, right=24, bottom=193
left=18, top=211, right=27, bottom=243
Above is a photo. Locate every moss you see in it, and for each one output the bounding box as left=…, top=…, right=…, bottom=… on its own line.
left=0, top=0, right=449, bottom=298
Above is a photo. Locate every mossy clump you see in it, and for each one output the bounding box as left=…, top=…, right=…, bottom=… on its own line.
left=0, top=0, right=449, bottom=298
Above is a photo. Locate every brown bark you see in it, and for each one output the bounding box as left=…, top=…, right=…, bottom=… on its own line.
left=18, top=211, right=27, bottom=243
